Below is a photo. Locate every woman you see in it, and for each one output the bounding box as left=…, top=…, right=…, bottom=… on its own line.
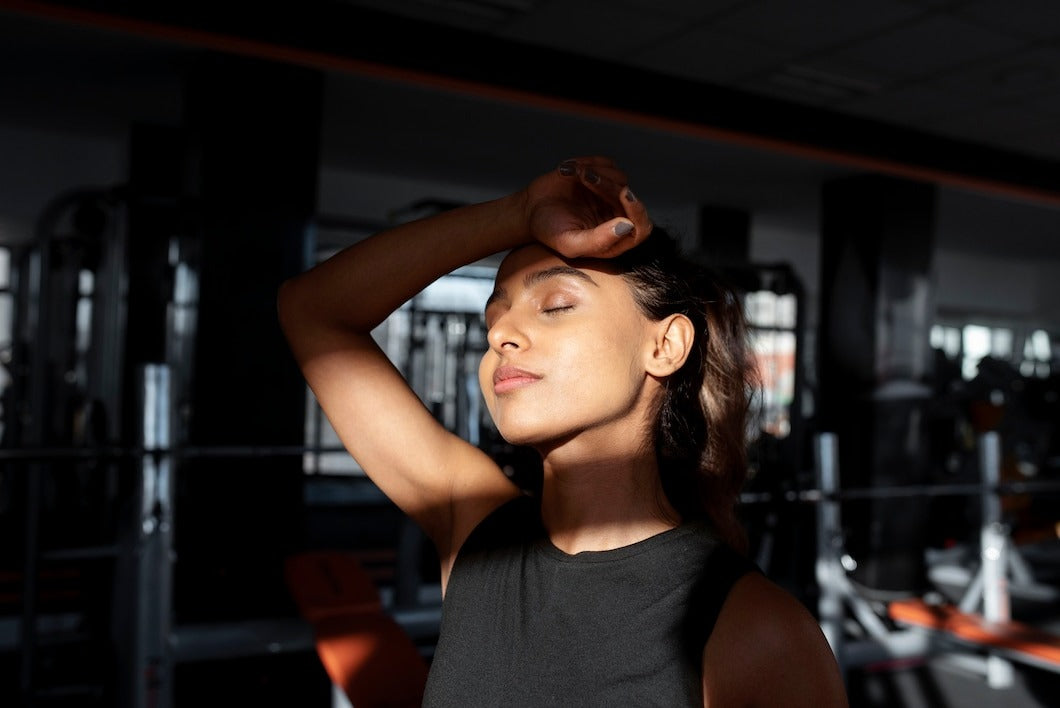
left=278, top=156, right=848, bottom=706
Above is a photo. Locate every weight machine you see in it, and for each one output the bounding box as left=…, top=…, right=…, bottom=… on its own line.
left=814, top=431, right=1060, bottom=692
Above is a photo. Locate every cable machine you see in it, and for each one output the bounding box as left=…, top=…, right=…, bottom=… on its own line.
left=3, top=185, right=133, bottom=706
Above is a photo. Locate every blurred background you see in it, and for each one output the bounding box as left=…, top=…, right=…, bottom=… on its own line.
left=0, top=1, right=1058, bottom=706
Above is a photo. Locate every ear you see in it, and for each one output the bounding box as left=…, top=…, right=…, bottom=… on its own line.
left=645, top=313, right=694, bottom=377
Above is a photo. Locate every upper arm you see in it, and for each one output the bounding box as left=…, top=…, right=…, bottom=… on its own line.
left=702, top=573, right=849, bottom=708
left=279, top=289, right=520, bottom=576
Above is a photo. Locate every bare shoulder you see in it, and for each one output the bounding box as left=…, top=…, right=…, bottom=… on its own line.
left=702, top=571, right=849, bottom=708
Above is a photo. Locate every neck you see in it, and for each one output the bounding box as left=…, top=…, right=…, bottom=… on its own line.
left=538, top=448, right=680, bottom=555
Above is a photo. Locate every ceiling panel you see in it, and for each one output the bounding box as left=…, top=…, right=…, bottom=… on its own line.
left=741, top=60, right=887, bottom=107
left=931, top=101, right=1059, bottom=147
left=612, top=0, right=745, bottom=20
left=497, top=0, right=686, bottom=59
left=707, top=0, right=922, bottom=52
left=634, top=27, right=796, bottom=85
left=826, top=14, right=1024, bottom=78
left=956, top=0, right=1060, bottom=40
left=315, top=0, right=1060, bottom=170
left=840, top=82, right=983, bottom=124
left=0, top=0, right=1057, bottom=261
left=933, top=45, right=1060, bottom=102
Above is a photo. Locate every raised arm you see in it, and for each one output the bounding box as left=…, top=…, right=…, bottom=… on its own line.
left=276, top=157, right=650, bottom=582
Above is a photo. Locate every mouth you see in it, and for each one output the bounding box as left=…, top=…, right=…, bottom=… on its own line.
left=492, top=366, right=542, bottom=394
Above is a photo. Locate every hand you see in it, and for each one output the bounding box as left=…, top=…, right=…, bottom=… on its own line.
left=522, top=156, right=652, bottom=259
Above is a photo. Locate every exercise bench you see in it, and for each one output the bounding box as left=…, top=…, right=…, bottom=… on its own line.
left=285, top=550, right=429, bottom=708
left=889, top=596, right=1060, bottom=673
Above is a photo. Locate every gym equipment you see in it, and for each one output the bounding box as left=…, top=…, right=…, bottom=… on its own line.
left=815, top=431, right=1060, bottom=689
left=284, top=550, right=429, bottom=708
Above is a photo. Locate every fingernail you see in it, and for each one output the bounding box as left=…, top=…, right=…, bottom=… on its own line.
left=624, top=188, right=637, bottom=203
left=614, top=221, right=634, bottom=237
left=585, top=169, right=601, bottom=185
left=558, top=160, right=576, bottom=176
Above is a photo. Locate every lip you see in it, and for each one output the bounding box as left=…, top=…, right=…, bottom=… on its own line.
left=492, top=365, right=542, bottom=394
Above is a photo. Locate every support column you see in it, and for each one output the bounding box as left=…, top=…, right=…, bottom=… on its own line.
left=177, top=54, right=321, bottom=622
left=817, top=174, right=937, bottom=592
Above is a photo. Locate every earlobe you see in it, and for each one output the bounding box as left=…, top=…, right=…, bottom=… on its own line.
left=646, top=314, right=694, bottom=377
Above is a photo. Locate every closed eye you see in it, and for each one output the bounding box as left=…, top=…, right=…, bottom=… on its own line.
left=543, top=305, right=574, bottom=315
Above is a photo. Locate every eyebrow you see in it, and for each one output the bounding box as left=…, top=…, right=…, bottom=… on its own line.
left=485, top=265, right=598, bottom=309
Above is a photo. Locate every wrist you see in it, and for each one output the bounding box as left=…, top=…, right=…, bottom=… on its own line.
left=491, top=190, right=534, bottom=249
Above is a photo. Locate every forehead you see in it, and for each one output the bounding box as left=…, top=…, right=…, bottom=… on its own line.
left=494, top=244, right=619, bottom=287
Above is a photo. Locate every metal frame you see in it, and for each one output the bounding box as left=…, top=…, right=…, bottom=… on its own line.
left=815, top=430, right=1060, bottom=688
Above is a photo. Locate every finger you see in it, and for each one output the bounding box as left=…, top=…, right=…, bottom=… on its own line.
left=619, top=185, right=652, bottom=240
left=552, top=156, right=651, bottom=251
left=590, top=217, right=644, bottom=257
left=570, top=163, right=629, bottom=212
left=559, top=155, right=617, bottom=169
left=577, top=168, right=651, bottom=243
left=557, top=156, right=620, bottom=181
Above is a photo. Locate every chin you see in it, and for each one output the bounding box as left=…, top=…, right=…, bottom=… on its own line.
left=493, top=415, right=554, bottom=448
left=494, top=424, right=537, bottom=447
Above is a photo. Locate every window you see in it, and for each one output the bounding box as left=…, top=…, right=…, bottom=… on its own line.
left=930, top=324, right=961, bottom=361
left=931, top=322, right=1054, bottom=381
left=744, top=290, right=798, bottom=438
left=1021, top=329, right=1052, bottom=378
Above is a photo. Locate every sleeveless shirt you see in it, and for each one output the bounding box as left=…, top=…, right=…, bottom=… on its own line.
left=422, top=495, right=758, bottom=707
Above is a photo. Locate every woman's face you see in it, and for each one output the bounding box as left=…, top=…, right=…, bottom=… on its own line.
left=478, top=244, right=659, bottom=453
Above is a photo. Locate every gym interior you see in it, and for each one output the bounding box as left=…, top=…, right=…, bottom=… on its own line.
left=1, top=2, right=1058, bottom=706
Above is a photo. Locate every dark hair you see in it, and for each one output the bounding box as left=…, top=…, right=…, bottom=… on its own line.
left=614, top=227, right=757, bottom=553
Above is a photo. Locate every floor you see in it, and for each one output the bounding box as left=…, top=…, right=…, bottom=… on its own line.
left=846, top=653, right=1060, bottom=707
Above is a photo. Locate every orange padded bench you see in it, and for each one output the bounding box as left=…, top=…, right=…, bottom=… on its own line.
left=285, top=550, right=429, bottom=708
left=888, top=597, right=1060, bottom=669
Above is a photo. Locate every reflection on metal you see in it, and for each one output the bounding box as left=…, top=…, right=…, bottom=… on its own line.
left=9, top=186, right=128, bottom=706
left=972, top=432, right=1015, bottom=688
left=408, top=308, right=490, bottom=444
left=815, top=433, right=844, bottom=657
left=816, top=430, right=1060, bottom=689
left=169, top=618, right=316, bottom=663
left=979, top=432, right=1002, bottom=543
left=813, top=432, right=935, bottom=673
left=133, top=364, right=175, bottom=708
left=980, top=522, right=1015, bottom=687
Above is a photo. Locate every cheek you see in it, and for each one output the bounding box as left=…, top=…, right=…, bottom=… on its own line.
left=600, top=322, right=650, bottom=375
left=555, top=331, right=641, bottom=401
left=478, top=355, right=495, bottom=413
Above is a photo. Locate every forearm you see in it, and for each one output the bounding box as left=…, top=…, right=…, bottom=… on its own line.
left=279, top=191, right=529, bottom=334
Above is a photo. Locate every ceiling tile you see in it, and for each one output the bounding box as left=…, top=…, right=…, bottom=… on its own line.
left=957, top=0, right=1060, bottom=40
left=829, top=14, right=1024, bottom=79
left=839, top=83, right=984, bottom=124
left=892, top=0, right=967, bottom=6
left=611, top=0, right=746, bottom=21
left=761, top=54, right=894, bottom=97
left=708, top=0, right=922, bottom=52
left=987, top=127, right=1060, bottom=161
left=635, top=28, right=797, bottom=85
left=1022, top=89, right=1060, bottom=114
left=497, top=0, right=685, bottom=60
left=742, top=67, right=872, bottom=107
left=933, top=45, right=1060, bottom=101
left=928, top=100, right=1058, bottom=147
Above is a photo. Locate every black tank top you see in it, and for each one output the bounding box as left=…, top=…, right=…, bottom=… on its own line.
left=422, top=496, right=758, bottom=707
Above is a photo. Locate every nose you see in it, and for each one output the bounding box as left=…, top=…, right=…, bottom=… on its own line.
left=486, top=309, right=528, bottom=353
